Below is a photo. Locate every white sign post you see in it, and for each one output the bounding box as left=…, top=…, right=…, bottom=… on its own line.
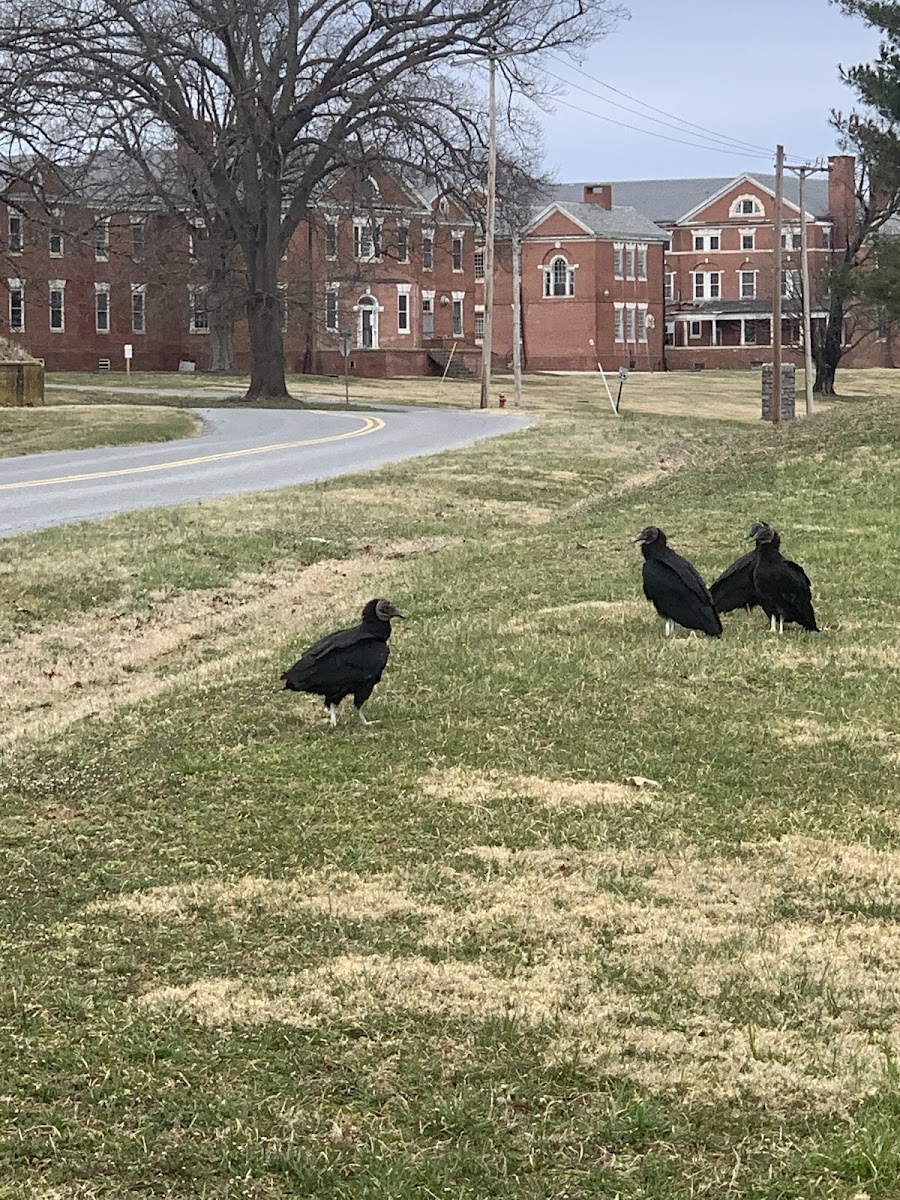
left=123, top=343, right=133, bottom=377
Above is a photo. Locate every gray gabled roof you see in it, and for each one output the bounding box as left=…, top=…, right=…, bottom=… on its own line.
left=551, top=174, right=832, bottom=225
left=532, top=199, right=668, bottom=241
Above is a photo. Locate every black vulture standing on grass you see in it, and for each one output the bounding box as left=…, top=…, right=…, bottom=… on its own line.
left=281, top=598, right=406, bottom=726
left=634, top=526, right=722, bottom=637
left=710, top=521, right=777, bottom=614
left=746, top=525, right=818, bottom=632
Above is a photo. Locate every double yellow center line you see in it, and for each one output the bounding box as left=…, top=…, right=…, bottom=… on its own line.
left=0, top=413, right=386, bottom=492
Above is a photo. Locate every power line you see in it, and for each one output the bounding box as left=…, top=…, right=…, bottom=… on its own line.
left=548, top=53, right=775, bottom=157
left=549, top=93, right=777, bottom=160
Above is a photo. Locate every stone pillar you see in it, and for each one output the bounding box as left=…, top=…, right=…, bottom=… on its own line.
left=761, top=363, right=796, bottom=421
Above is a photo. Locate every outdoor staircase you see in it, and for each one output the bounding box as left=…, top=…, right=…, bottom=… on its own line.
left=427, top=348, right=476, bottom=380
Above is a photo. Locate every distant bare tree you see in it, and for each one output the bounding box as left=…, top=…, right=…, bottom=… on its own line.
left=0, top=0, right=624, bottom=400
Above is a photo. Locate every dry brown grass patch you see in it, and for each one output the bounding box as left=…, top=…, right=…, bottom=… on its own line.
left=106, top=834, right=900, bottom=1113
left=92, top=870, right=438, bottom=925
left=419, top=766, right=644, bottom=812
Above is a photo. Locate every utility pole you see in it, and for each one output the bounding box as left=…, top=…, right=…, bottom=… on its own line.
left=798, top=166, right=815, bottom=416
left=511, top=232, right=523, bottom=406
left=479, top=55, right=497, bottom=410
left=772, top=143, right=784, bottom=425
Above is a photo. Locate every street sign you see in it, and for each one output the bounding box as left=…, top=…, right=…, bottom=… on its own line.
left=339, top=327, right=352, bottom=338
left=340, top=337, right=351, bottom=359
left=618, top=367, right=628, bottom=382
left=123, top=344, right=133, bottom=360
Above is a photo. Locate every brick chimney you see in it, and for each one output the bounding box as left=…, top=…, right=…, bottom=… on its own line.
left=828, top=154, right=857, bottom=251
left=583, top=184, right=612, bottom=209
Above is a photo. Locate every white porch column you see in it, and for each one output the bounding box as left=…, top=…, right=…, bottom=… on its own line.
left=740, top=318, right=746, bottom=346
left=711, top=318, right=718, bottom=347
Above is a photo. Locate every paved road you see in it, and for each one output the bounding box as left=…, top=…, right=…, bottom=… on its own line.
left=0, top=405, right=533, bottom=537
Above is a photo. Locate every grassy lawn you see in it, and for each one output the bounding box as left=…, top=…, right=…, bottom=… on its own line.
left=0, top=404, right=199, bottom=458
left=3, top=382, right=900, bottom=1197
left=44, top=362, right=900, bottom=420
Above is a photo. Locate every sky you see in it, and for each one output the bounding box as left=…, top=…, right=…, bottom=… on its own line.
left=533, top=0, right=884, bottom=182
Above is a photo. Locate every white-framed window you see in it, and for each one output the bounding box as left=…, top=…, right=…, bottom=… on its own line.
left=422, top=228, right=434, bottom=271
left=95, top=282, right=110, bottom=333
left=740, top=229, right=756, bottom=251
left=740, top=270, right=756, bottom=299
left=439, top=195, right=450, bottom=216
left=474, top=303, right=485, bottom=344
left=693, top=230, right=720, bottom=252
left=95, top=217, right=110, bottom=261
left=614, top=302, right=624, bottom=342
left=637, top=304, right=648, bottom=342
left=325, top=284, right=339, bottom=332
left=397, top=223, right=409, bottom=263
left=664, top=272, right=675, bottom=302
left=8, top=278, right=23, bottom=332
left=693, top=270, right=720, bottom=300
left=781, top=269, right=801, bottom=299
left=451, top=290, right=464, bottom=337
left=637, top=244, right=648, bottom=280
left=543, top=255, right=575, bottom=298
left=49, top=280, right=65, bottom=331
left=189, top=284, right=209, bottom=332
left=689, top=319, right=702, bottom=338
left=131, top=218, right=145, bottom=262
left=49, top=211, right=63, bottom=257
left=730, top=195, right=763, bottom=217
left=279, top=281, right=288, bottom=332
left=353, top=219, right=381, bottom=261
left=325, top=218, right=338, bottom=260
left=131, top=284, right=146, bottom=333
left=451, top=230, right=464, bottom=272
left=822, top=225, right=833, bottom=250
left=613, top=243, right=624, bottom=279
left=781, top=227, right=800, bottom=251
left=397, top=283, right=411, bottom=334
left=422, top=290, right=434, bottom=338
left=474, top=245, right=485, bottom=281
left=626, top=303, right=636, bottom=342
left=8, top=210, right=22, bottom=255
left=625, top=244, right=636, bottom=279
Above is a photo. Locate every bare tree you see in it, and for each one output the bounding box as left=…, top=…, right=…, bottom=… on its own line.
left=1, top=0, right=624, bottom=400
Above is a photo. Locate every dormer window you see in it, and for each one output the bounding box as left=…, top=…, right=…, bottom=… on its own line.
left=730, top=194, right=763, bottom=217
left=543, top=255, right=575, bottom=298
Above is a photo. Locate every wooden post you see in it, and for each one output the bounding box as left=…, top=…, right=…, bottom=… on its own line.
left=772, top=144, right=784, bottom=425
left=511, top=232, right=523, bottom=406
left=479, top=55, right=497, bottom=410
left=798, top=166, right=815, bottom=416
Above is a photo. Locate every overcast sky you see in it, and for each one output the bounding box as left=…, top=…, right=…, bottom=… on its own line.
left=533, top=0, right=884, bottom=182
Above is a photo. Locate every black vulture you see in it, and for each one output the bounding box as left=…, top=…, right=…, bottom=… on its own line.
left=281, top=598, right=406, bottom=726
left=634, top=526, right=722, bottom=637
left=710, top=521, right=778, bottom=614
left=746, top=525, right=818, bottom=632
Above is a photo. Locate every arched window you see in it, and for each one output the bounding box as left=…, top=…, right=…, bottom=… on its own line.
left=730, top=194, right=763, bottom=217
left=543, top=255, right=575, bottom=298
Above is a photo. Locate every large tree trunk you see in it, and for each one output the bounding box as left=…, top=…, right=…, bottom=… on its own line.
left=245, top=291, right=291, bottom=399
left=243, top=199, right=294, bottom=402
left=813, top=293, right=845, bottom=395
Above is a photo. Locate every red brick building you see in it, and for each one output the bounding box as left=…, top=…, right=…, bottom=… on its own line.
left=1, top=153, right=895, bottom=377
